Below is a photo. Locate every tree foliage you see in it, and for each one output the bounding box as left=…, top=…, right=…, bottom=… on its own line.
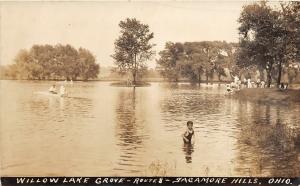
left=6, top=44, right=99, bottom=80
left=156, top=42, right=184, bottom=82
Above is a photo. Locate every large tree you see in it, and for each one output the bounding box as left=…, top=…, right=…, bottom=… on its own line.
left=237, top=1, right=300, bottom=87
left=78, top=48, right=100, bottom=81
left=112, top=18, right=155, bottom=84
left=237, top=2, right=279, bottom=87
left=157, top=42, right=184, bottom=82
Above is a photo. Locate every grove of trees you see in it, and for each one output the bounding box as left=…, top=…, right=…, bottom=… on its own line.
left=157, top=41, right=238, bottom=84
left=6, top=44, right=99, bottom=81
left=157, top=1, right=300, bottom=86
left=236, top=1, right=300, bottom=87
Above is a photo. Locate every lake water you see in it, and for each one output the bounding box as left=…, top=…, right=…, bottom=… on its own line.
left=0, top=80, right=299, bottom=176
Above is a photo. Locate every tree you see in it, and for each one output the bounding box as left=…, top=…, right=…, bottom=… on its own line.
left=178, top=43, right=207, bottom=84
left=157, top=42, right=184, bottom=82
left=277, top=2, right=300, bottom=85
left=198, top=42, right=220, bottom=84
left=237, top=2, right=279, bottom=87
left=112, top=18, right=155, bottom=84
left=78, top=48, right=100, bottom=80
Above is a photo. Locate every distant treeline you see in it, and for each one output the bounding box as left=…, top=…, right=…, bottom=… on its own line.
left=4, top=44, right=99, bottom=80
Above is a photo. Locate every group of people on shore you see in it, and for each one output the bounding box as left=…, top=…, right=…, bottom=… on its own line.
left=226, top=75, right=290, bottom=93
left=226, top=75, right=267, bottom=93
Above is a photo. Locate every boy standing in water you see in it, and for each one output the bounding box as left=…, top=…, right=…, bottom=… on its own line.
left=182, top=121, right=195, bottom=144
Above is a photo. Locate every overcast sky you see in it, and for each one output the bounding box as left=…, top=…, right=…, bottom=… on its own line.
left=0, top=1, right=265, bottom=67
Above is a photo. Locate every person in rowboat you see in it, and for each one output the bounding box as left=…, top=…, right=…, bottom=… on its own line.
left=48, top=84, right=57, bottom=94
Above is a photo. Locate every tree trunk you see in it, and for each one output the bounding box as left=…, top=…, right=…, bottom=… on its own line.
left=132, top=70, right=136, bottom=85
left=133, top=54, right=137, bottom=85
left=266, top=62, right=273, bottom=88
left=266, top=70, right=272, bottom=88
left=258, top=67, right=264, bottom=81
left=198, top=70, right=201, bottom=85
left=276, top=60, right=282, bottom=88
left=206, top=73, right=209, bottom=84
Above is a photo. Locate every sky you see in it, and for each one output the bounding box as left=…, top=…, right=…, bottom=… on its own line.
left=0, top=1, right=263, bottom=68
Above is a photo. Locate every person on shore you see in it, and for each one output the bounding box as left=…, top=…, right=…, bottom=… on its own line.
left=256, top=79, right=261, bottom=88
left=243, top=78, right=247, bottom=88
left=260, top=81, right=265, bottom=88
left=247, top=78, right=252, bottom=88
left=226, top=84, right=233, bottom=94
left=237, top=80, right=242, bottom=90
left=233, top=75, right=239, bottom=84
left=182, top=121, right=195, bottom=144
left=280, top=83, right=288, bottom=90
left=48, top=84, right=57, bottom=94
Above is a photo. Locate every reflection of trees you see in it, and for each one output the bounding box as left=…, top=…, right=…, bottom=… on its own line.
left=234, top=101, right=300, bottom=176
left=114, top=88, right=145, bottom=174
left=115, top=88, right=143, bottom=145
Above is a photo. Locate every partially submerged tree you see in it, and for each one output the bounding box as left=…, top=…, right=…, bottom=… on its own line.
left=112, top=18, right=155, bottom=84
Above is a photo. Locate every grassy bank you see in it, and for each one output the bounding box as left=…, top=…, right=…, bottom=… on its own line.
left=233, top=88, right=300, bottom=104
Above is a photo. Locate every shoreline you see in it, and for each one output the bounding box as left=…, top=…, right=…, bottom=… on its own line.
left=2, top=78, right=300, bottom=88
left=0, top=78, right=254, bottom=84
left=233, top=88, right=300, bottom=104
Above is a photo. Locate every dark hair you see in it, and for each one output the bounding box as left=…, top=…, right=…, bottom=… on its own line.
left=187, top=121, right=193, bottom=126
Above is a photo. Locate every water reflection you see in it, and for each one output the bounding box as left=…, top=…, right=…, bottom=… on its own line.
left=114, top=88, right=147, bottom=175
left=182, top=143, right=194, bottom=163
left=234, top=100, right=300, bottom=176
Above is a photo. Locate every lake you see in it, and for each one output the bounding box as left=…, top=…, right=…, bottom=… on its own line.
left=0, top=80, right=299, bottom=176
